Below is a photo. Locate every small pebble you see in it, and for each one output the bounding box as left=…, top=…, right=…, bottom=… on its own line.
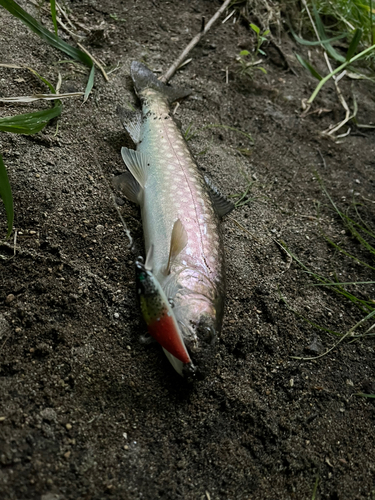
left=66, top=423, right=72, bottom=430
left=96, top=225, right=104, bottom=232
left=5, top=294, right=15, bottom=304
left=64, top=451, right=71, bottom=460
left=35, top=174, right=40, bottom=178
left=114, top=312, right=120, bottom=319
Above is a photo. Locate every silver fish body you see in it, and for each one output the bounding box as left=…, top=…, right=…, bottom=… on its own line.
left=116, top=62, right=233, bottom=375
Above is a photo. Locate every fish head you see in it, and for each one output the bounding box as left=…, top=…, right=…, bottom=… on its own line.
left=172, top=293, right=219, bottom=377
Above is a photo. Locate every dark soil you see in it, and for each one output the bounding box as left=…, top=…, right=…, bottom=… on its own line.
left=1, top=1, right=375, bottom=499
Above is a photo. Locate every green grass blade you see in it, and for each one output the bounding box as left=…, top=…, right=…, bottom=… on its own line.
left=84, top=65, right=95, bottom=102
left=311, top=474, right=319, bottom=500
left=0, top=153, right=14, bottom=238
left=313, top=4, right=346, bottom=63
left=50, top=0, right=57, bottom=35
left=290, top=27, right=347, bottom=46
left=0, top=101, right=62, bottom=134
left=0, top=0, right=92, bottom=68
left=355, top=393, right=375, bottom=398
left=295, top=53, right=323, bottom=80
left=321, top=232, right=375, bottom=272
left=346, top=28, right=362, bottom=61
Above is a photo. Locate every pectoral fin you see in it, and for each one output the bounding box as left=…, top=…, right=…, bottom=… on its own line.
left=112, top=171, right=142, bottom=204
left=121, top=147, right=150, bottom=188
left=165, top=219, right=188, bottom=274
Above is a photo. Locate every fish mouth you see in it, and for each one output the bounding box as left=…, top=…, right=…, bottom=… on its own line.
left=177, top=313, right=217, bottom=378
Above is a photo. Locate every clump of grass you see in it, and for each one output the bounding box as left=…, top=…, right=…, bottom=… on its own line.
left=0, top=0, right=100, bottom=236
left=293, top=4, right=375, bottom=105
left=311, top=0, right=375, bottom=46
left=0, top=0, right=95, bottom=97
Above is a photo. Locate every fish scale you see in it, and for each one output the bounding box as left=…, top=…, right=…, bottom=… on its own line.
left=139, top=89, right=221, bottom=286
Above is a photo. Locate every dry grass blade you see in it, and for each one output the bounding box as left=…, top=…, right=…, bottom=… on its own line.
left=0, top=92, right=84, bottom=103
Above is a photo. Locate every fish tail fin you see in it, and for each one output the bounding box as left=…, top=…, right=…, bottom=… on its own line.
left=131, top=61, right=191, bottom=102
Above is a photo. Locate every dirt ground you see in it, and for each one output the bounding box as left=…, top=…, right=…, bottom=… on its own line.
left=1, top=1, right=375, bottom=499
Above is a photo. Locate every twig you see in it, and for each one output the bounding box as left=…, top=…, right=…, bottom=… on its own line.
left=77, top=42, right=109, bottom=81
left=160, top=0, right=232, bottom=83
left=228, top=216, right=262, bottom=243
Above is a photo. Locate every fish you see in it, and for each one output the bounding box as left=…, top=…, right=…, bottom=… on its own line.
left=114, top=61, right=233, bottom=377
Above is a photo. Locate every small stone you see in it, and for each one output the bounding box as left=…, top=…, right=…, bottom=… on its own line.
left=65, top=423, right=72, bottom=430
left=35, top=174, right=40, bottom=178
left=40, top=408, right=57, bottom=423
left=63, top=451, right=71, bottom=460
left=30, top=230, right=37, bottom=235
left=115, top=197, right=125, bottom=206
left=96, top=225, right=104, bottom=232
left=289, top=379, right=294, bottom=387
left=5, top=294, right=15, bottom=304
left=124, top=445, right=129, bottom=450
left=114, top=312, right=120, bottom=319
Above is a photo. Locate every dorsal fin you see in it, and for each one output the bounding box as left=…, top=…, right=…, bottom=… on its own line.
left=165, top=219, right=188, bottom=274
left=117, top=105, right=142, bottom=144
left=121, top=147, right=151, bottom=188
left=205, top=176, right=235, bottom=217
